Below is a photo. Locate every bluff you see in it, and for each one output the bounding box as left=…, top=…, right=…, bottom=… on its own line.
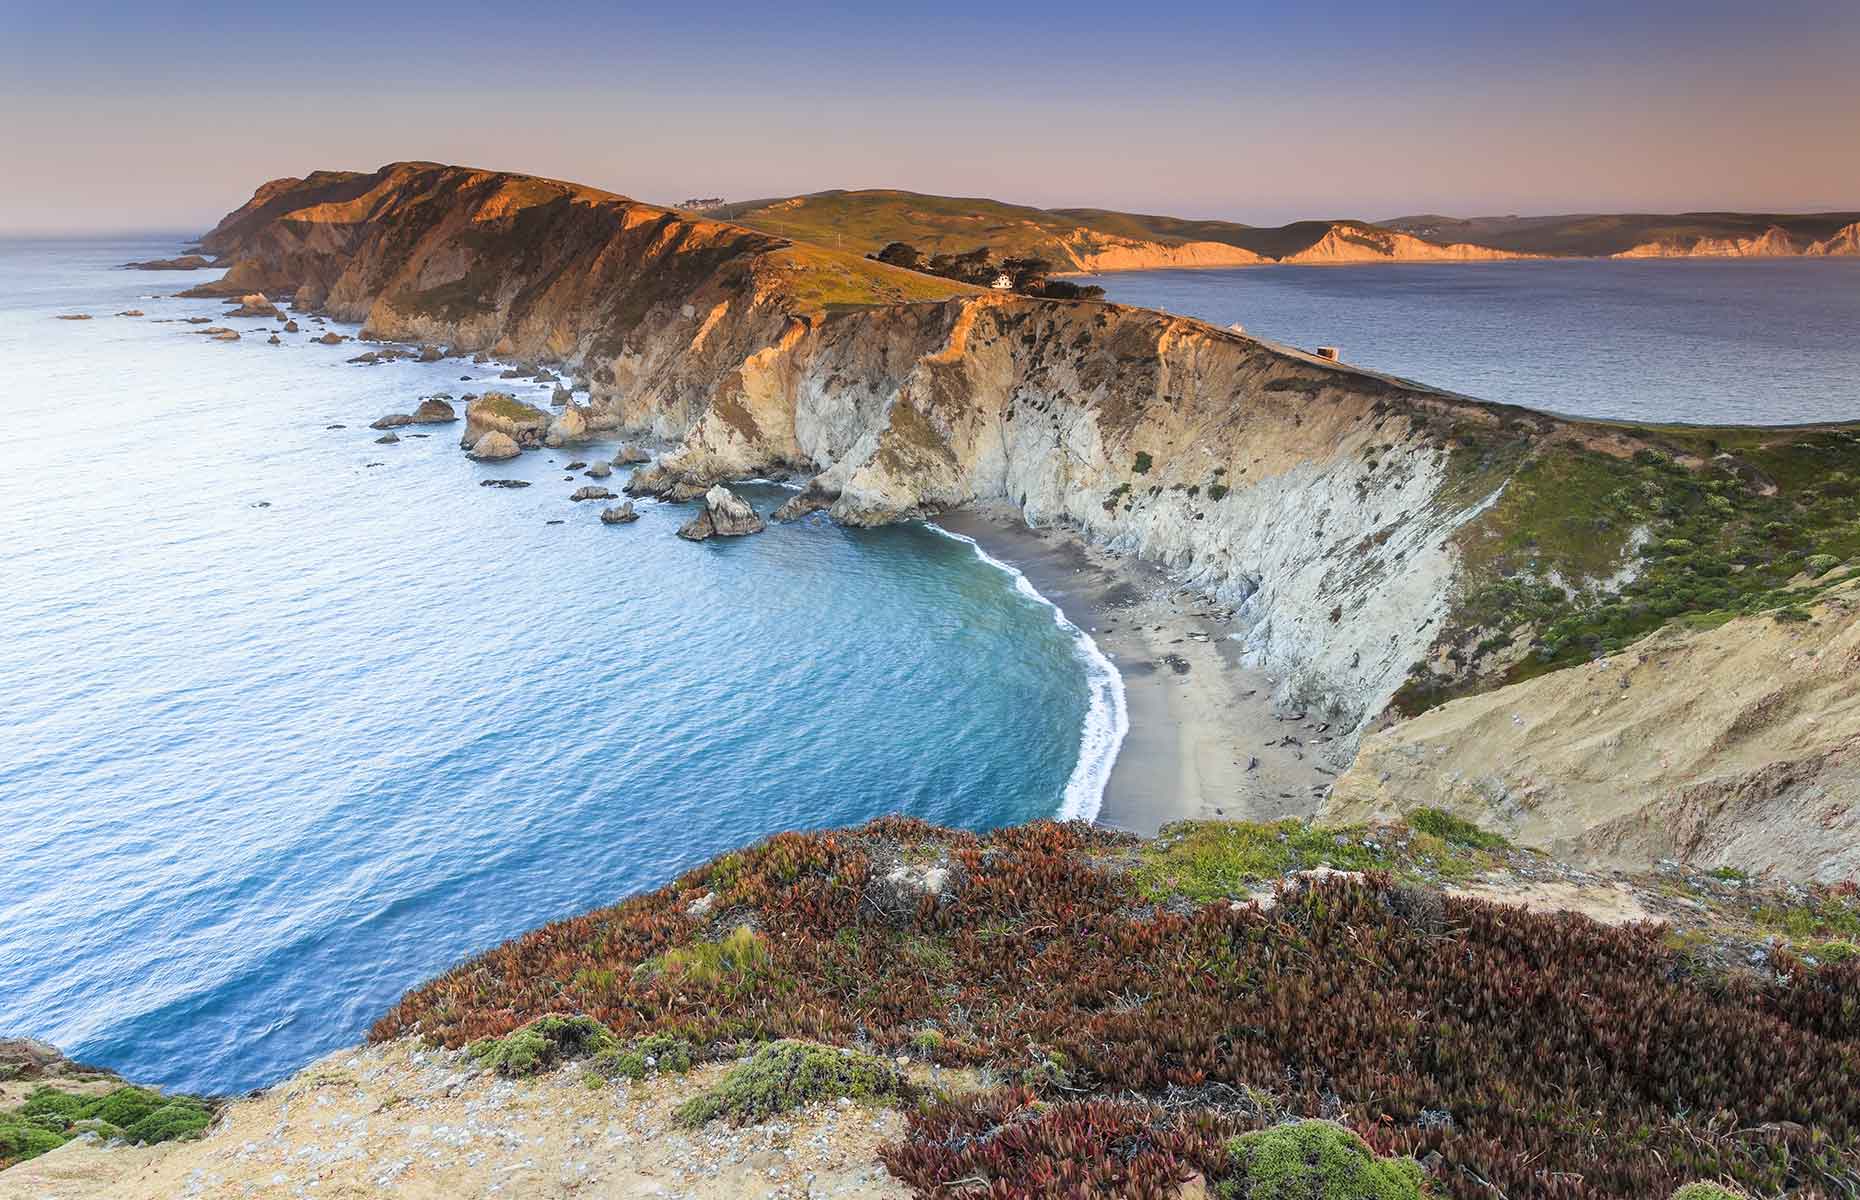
left=193, top=162, right=1860, bottom=800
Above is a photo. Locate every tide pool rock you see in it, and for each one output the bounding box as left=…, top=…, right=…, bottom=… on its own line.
left=677, top=485, right=765, bottom=541
left=461, top=392, right=548, bottom=451
left=467, top=430, right=521, bottom=461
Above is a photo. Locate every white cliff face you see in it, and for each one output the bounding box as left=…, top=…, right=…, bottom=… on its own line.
left=634, top=297, right=1523, bottom=743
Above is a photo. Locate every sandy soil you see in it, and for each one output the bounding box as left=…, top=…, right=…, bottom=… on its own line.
left=935, top=506, right=1339, bottom=835
left=0, top=1040, right=916, bottom=1200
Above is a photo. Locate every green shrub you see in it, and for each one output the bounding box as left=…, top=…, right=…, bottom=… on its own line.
left=1805, top=553, right=1840, bottom=577
left=1220, top=1120, right=1427, bottom=1200
left=1407, top=807, right=1508, bottom=850
left=1132, top=451, right=1153, bottom=475
left=590, top=1033, right=695, bottom=1081
left=82, top=1086, right=167, bottom=1131
left=468, top=1015, right=617, bottom=1077
left=18, top=1086, right=87, bottom=1124
left=120, top=1100, right=211, bottom=1145
left=1672, top=1184, right=1748, bottom=1200
left=674, top=1040, right=902, bottom=1127
left=0, top=1114, right=66, bottom=1166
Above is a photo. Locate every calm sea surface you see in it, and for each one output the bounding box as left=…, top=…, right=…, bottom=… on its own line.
left=1081, top=258, right=1860, bottom=425
left=0, top=237, right=1117, bottom=1094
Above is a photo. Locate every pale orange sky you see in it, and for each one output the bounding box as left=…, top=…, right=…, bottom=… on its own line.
left=4, top=0, right=1857, bottom=233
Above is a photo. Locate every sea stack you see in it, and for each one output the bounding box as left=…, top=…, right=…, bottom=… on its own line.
left=677, top=485, right=766, bottom=541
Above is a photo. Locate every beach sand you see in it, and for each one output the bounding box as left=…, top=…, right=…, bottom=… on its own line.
left=934, top=506, right=1341, bottom=835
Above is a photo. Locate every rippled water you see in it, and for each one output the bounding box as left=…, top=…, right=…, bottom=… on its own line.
left=0, top=236, right=1109, bottom=1094
left=1082, top=258, right=1860, bottom=425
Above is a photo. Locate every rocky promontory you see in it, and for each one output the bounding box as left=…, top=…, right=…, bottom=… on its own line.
left=187, top=161, right=1860, bottom=871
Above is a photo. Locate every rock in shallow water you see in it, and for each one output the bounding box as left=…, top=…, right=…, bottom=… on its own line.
left=585, top=462, right=612, bottom=479
left=600, top=501, right=639, bottom=524
left=677, top=485, right=765, bottom=541
left=480, top=478, right=531, bottom=488
left=468, top=430, right=522, bottom=461
left=570, top=485, right=615, bottom=502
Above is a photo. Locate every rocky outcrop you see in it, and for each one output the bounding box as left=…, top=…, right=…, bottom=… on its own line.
left=121, top=255, right=212, bottom=270
left=460, top=392, right=547, bottom=451
left=226, top=293, right=281, bottom=318
left=600, top=501, right=639, bottom=524
left=466, top=431, right=521, bottom=461
left=1276, top=223, right=1530, bottom=265
left=411, top=396, right=457, bottom=423
left=1806, top=221, right=1860, bottom=256
left=1609, top=224, right=1860, bottom=259
left=611, top=444, right=651, bottom=465
left=570, top=485, right=614, bottom=502
left=1328, top=579, right=1860, bottom=882
left=677, top=485, right=766, bottom=540
left=544, top=404, right=594, bottom=448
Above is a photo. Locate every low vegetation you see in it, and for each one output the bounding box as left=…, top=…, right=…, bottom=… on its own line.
left=375, top=817, right=1860, bottom=1199
left=0, top=1084, right=214, bottom=1168
left=1400, top=426, right=1860, bottom=711
left=673, top=1040, right=902, bottom=1127
left=871, top=241, right=1106, bottom=299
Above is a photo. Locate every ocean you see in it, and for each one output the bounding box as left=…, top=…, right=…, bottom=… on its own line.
left=1080, top=257, right=1860, bottom=425
left=0, top=236, right=1117, bottom=1094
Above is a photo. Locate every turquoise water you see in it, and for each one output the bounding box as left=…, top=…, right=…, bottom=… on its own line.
left=1082, top=258, right=1860, bottom=425
left=0, top=237, right=1115, bottom=1095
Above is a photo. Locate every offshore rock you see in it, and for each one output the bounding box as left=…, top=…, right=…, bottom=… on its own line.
left=460, top=392, right=548, bottom=451
left=677, top=485, right=765, bottom=540
left=227, top=292, right=282, bottom=318
left=570, top=485, right=615, bottom=502
left=600, top=501, right=639, bottom=524
left=411, top=396, right=457, bottom=423
left=467, top=430, right=521, bottom=461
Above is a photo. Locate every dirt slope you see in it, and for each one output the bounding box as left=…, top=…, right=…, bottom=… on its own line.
left=1330, top=580, right=1860, bottom=880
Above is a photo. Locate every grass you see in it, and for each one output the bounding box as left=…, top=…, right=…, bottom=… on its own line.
left=640, top=924, right=770, bottom=990
left=760, top=244, right=973, bottom=316
left=1131, top=816, right=1510, bottom=902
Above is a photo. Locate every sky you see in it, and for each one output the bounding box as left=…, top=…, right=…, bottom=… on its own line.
left=3, top=0, right=1858, bottom=233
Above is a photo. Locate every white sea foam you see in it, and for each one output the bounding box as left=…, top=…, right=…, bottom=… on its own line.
left=925, top=523, right=1128, bottom=823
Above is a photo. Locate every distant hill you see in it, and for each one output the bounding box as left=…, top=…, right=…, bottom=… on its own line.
left=703, top=190, right=1528, bottom=272
left=1380, top=211, right=1860, bottom=257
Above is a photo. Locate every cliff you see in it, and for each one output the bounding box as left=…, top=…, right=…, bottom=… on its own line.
left=192, top=162, right=1860, bottom=760
left=1385, top=211, right=1860, bottom=258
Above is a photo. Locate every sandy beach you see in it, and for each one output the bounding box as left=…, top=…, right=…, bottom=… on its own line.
left=934, top=506, right=1341, bottom=835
